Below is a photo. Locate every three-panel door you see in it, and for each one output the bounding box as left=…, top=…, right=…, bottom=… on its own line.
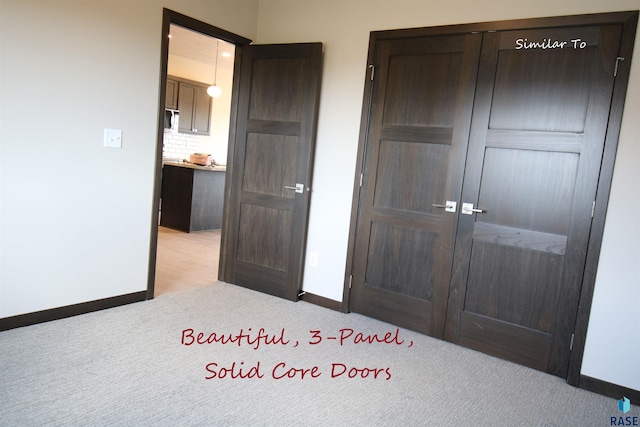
left=222, top=43, right=323, bottom=301
left=350, top=21, right=624, bottom=377
left=349, top=34, right=481, bottom=336
left=444, top=25, right=621, bottom=376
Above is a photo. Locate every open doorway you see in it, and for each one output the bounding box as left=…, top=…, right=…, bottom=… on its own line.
left=148, top=9, right=322, bottom=303
left=155, top=26, right=234, bottom=296
left=147, top=9, right=251, bottom=299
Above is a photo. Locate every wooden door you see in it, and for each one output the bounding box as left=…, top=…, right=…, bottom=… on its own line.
left=222, top=43, right=322, bottom=301
left=444, top=24, right=623, bottom=376
left=349, top=34, right=481, bottom=335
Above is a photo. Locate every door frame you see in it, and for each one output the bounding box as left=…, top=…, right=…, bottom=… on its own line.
left=147, top=9, right=251, bottom=298
left=343, top=11, right=638, bottom=386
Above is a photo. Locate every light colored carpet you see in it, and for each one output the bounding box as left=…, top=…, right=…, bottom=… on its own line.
left=0, top=282, right=636, bottom=426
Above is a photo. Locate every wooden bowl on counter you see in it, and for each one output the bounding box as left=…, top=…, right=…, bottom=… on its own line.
left=189, top=153, right=213, bottom=166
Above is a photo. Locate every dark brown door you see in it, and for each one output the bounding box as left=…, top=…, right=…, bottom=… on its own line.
left=349, top=34, right=481, bottom=335
left=444, top=25, right=622, bottom=376
left=222, top=43, right=322, bottom=301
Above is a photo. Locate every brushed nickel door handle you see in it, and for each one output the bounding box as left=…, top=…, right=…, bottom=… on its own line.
left=432, top=201, right=457, bottom=213
left=461, top=203, right=485, bottom=215
left=284, top=183, right=305, bottom=194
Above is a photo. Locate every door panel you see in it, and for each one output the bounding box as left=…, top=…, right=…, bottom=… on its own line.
left=248, top=58, right=305, bottom=121
left=490, top=52, right=597, bottom=132
left=445, top=25, right=622, bottom=376
left=236, top=204, right=291, bottom=270
left=349, top=34, right=482, bottom=336
left=242, top=133, right=298, bottom=196
left=223, top=43, right=322, bottom=301
left=365, top=222, right=438, bottom=299
left=478, top=148, right=579, bottom=235
left=374, top=140, right=450, bottom=213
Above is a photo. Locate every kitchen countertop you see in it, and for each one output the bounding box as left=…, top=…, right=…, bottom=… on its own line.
left=163, top=160, right=226, bottom=172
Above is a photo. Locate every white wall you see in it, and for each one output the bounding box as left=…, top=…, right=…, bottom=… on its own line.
left=255, top=0, right=640, bottom=390
left=0, top=0, right=258, bottom=317
left=580, top=35, right=640, bottom=390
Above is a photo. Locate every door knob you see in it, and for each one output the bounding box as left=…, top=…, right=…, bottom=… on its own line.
left=461, top=203, right=485, bottom=215
left=284, top=183, right=305, bottom=194
left=432, top=201, right=457, bottom=213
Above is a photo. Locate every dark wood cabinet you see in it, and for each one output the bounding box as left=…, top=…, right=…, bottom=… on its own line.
left=160, top=164, right=225, bottom=232
left=192, top=84, right=212, bottom=134
left=165, top=78, right=178, bottom=109
left=167, top=75, right=212, bottom=135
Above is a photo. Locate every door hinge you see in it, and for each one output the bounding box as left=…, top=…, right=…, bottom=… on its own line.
left=359, top=173, right=363, bottom=187
left=591, top=201, right=596, bottom=218
left=614, top=57, right=625, bottom=77
left=349, top=275, right=353, bottom=289
left=369, top=64, right=375, bottom=81
left=570, top=333, right=575, bottom=351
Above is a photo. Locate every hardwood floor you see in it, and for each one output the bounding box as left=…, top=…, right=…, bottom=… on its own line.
left=154, top=226, right=220, bottom=296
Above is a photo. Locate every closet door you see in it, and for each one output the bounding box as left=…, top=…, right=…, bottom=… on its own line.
left=349, top=34, right=481, bottom=336
left=444, top=25, right=622, bottom=376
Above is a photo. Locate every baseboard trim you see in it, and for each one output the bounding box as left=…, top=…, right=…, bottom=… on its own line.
left=299, top=291, right=343, bottom=311
left=579, top=375, right=640, bottom=405
left=0, top=291, right=147, bottom=332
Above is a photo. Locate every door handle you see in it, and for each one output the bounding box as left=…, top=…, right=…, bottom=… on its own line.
left=461, top=203, right=485, bottom=215
left=432, top=201, right=457, bottom=213
left=284, top=183, right=305, bottom=194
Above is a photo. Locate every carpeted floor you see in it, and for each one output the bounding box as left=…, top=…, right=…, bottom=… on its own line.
left=0, top=282, right=636, bottom=426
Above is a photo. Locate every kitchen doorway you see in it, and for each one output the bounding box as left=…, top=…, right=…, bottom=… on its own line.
left=148, top=9, right=322, bottom=303
left=155, top=26, right=233, bottom=296
left=148, top=10, right=251, bottom=298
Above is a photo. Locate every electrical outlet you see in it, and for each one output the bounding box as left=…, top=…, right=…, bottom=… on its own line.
left=104, top=128, right=122, bottom=148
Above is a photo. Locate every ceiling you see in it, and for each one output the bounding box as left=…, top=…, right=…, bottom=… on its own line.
left=168, top=24, right=235, bottom=70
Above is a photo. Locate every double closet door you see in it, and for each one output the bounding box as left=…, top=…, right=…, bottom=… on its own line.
left=349, top=14, right=633, bottom=377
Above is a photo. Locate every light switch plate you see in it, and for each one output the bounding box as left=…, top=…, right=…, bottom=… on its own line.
left=104, top=128, right=122, bottom=148
left=309, top=252, right=318, bottom=267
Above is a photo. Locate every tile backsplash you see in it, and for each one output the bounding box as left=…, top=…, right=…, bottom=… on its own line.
left=162, top=129, right=200, bottom=160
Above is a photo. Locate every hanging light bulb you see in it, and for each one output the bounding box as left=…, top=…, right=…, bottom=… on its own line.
left=207, top=85, right=222, bottom=97
left=208, top=40, right=222, bottom=98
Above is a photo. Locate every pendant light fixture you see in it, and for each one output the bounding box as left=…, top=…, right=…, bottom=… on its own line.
left=207, top=40, right=222, bottom=98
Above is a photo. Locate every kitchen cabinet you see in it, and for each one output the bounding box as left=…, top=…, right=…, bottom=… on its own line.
left=165, top=78, right=178, bottom=110
left=168, top=75, right=212, bottom=135
left=160, top=163, right=225, bottom=232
